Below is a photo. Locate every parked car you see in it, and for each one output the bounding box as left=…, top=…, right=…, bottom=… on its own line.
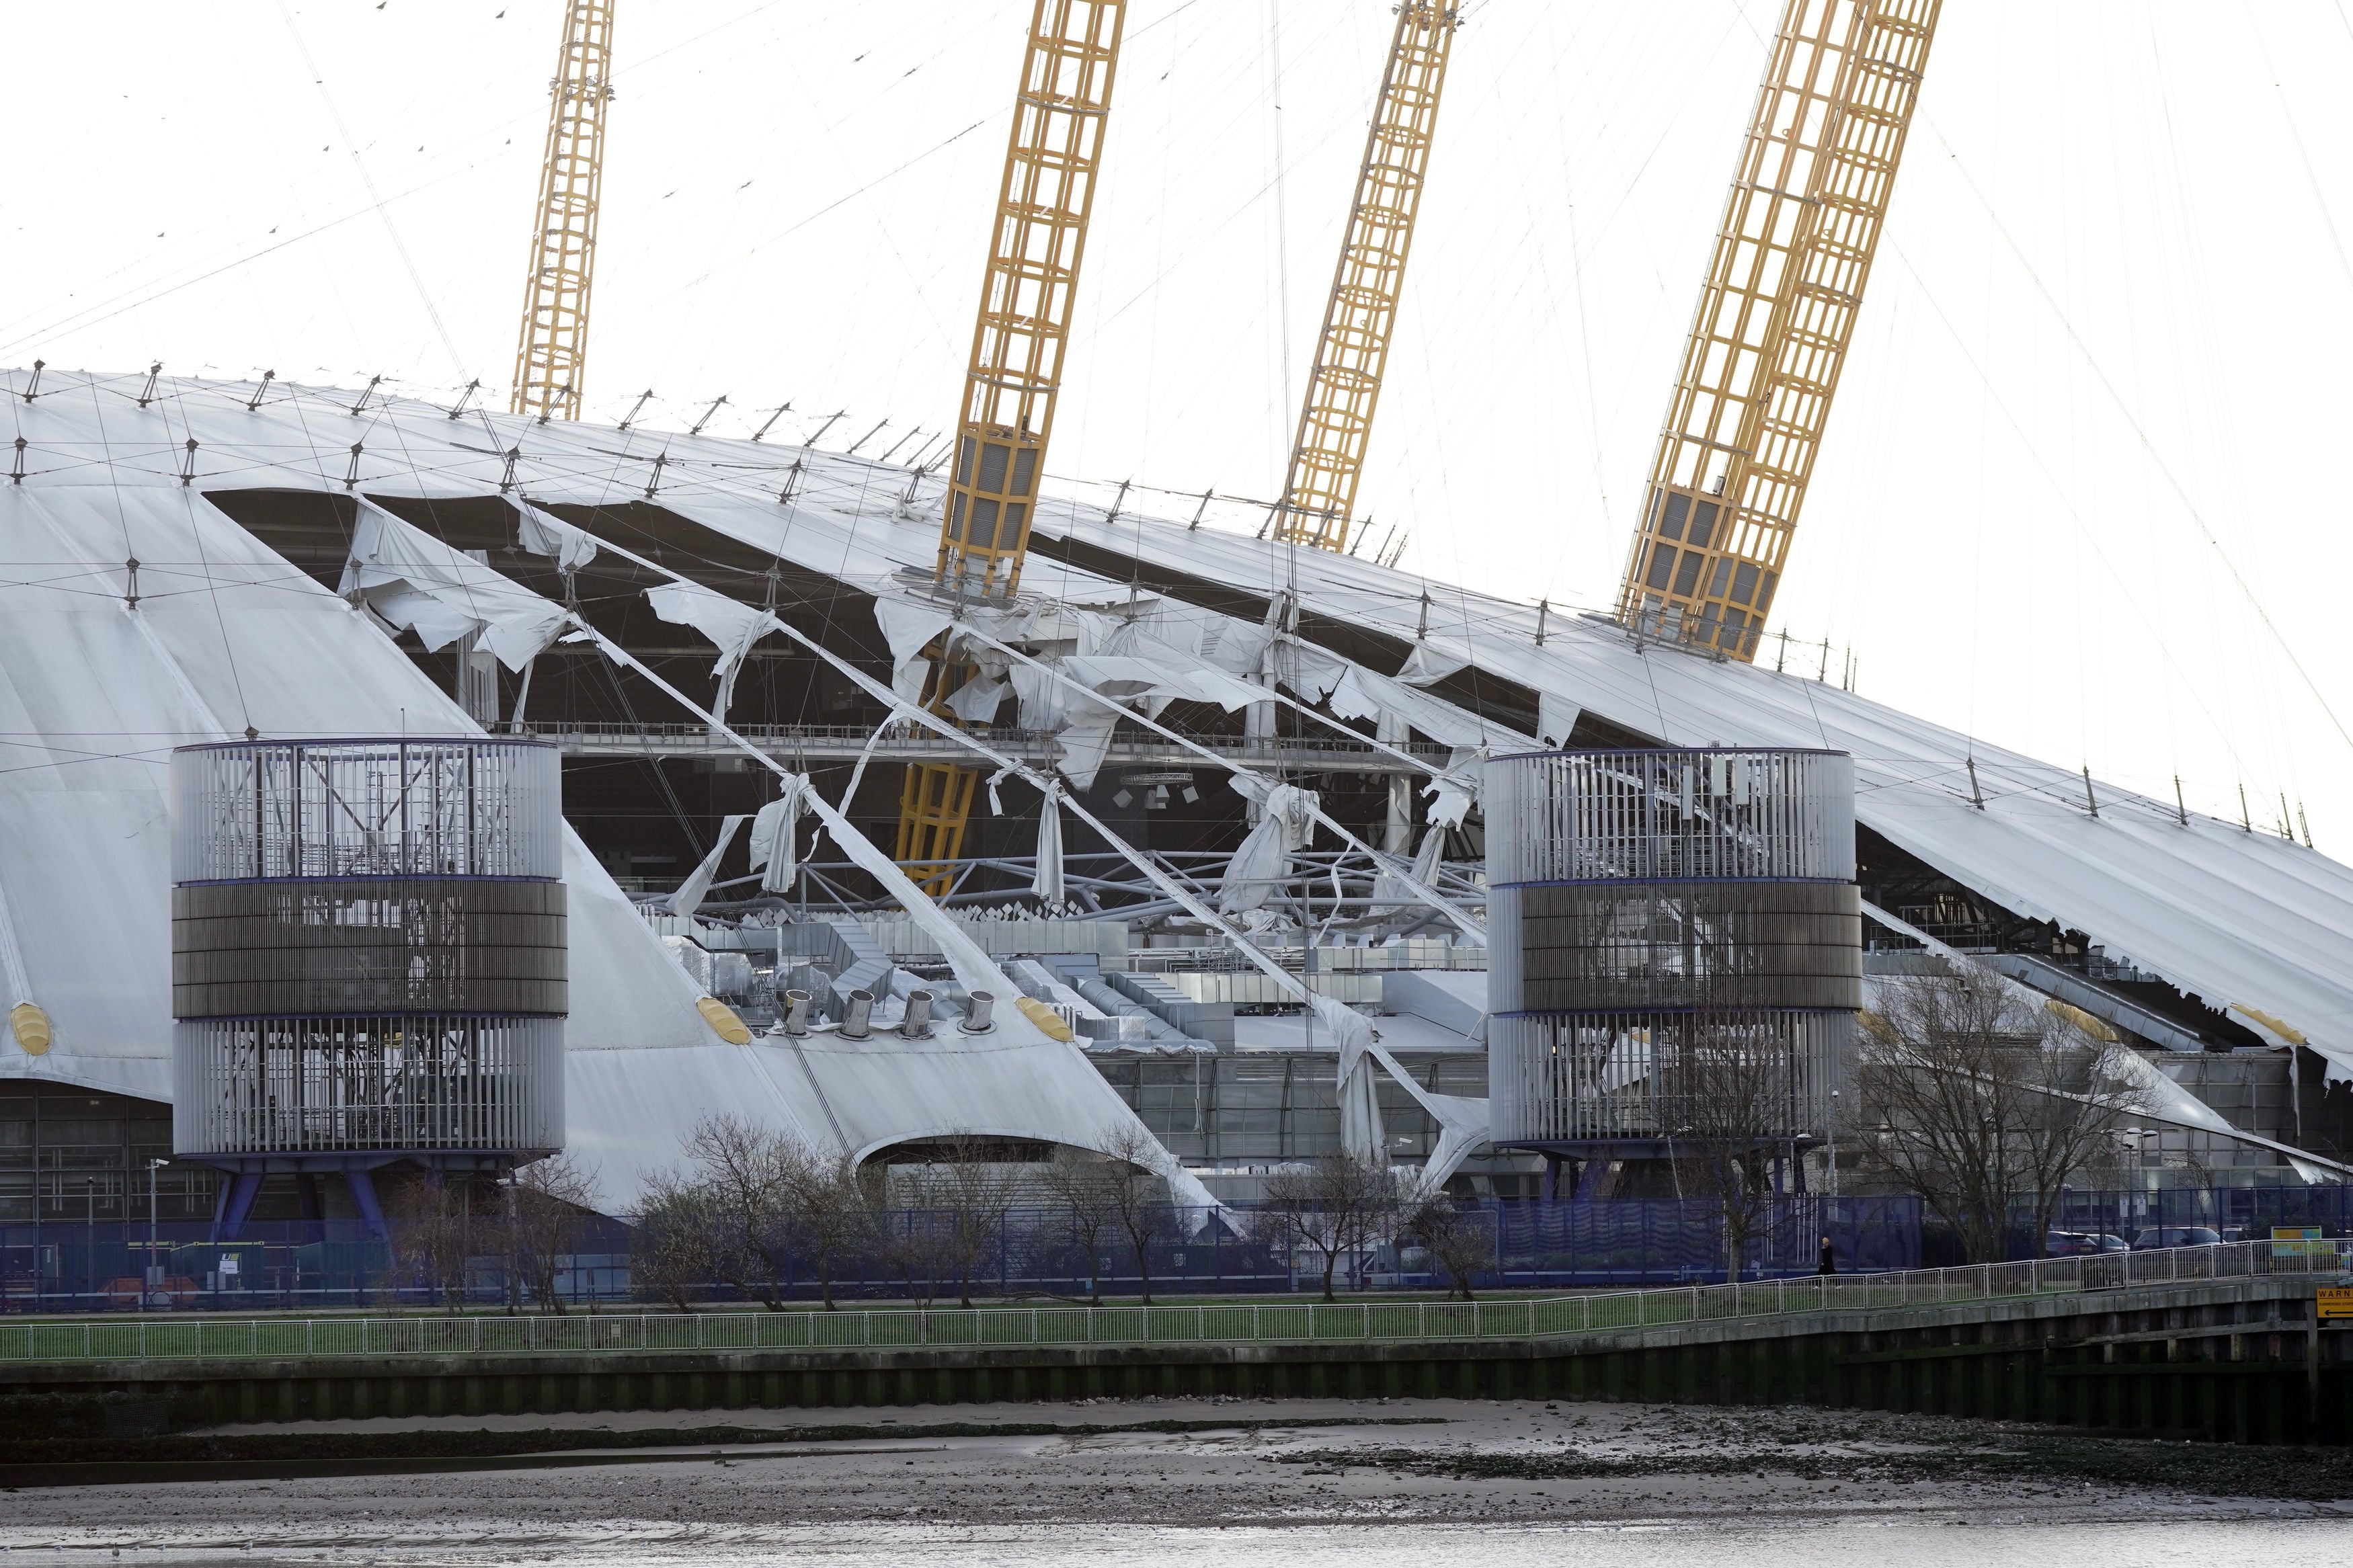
left=2130, top=1226, right=2221, bottom=1251
left=2044, top=1230, right=2129, bottom=1256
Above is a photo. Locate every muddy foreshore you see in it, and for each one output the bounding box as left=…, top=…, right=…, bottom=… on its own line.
left=3, top=1396, right=2350, bottom=1551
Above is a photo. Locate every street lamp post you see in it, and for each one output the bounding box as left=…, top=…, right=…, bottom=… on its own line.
left=145, top=1157, right=169, bottom=1306
left=1828, top=1089, right=1841, bottom=1202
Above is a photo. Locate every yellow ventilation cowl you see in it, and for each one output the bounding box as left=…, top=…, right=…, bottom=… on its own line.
left=1014, top=995, right=1076, bottom=1043
left=10, top=1003, right=50, bottom=1056
left=697, top=996, right=753, bottom=1045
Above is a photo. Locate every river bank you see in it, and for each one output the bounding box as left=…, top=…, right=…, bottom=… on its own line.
left=4, top=1396, right=2350, bottom=1553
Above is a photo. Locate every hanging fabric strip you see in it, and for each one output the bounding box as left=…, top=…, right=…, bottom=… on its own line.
left=945, top=618, right=1486, bottom=944
left=1033, top=779, right=1066, bottom=906
left=671, top=814, right=750, bottom=919
left=748, top=776, right=814, bottom=895
left=492, top=507, right=1488, bottom=1192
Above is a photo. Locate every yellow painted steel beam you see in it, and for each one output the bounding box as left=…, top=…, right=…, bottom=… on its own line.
left=1273, top=1, right=1458, bottom=554
left=510, top=0, right=617, bottom=421
left=935, top=0, right=1127, bottom=604
left=905, top=0, right=1128, bottom=895
left=1615, top=0, right=1939, bottom=661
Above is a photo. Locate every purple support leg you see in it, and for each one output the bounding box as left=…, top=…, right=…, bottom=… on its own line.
left=347, top=1167, right=389, bottom=1243
left=220, top=1171, right=264, bottom=1239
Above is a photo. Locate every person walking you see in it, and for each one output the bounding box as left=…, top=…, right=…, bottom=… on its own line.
left=1817, top=1234, right=1836, bottom=1275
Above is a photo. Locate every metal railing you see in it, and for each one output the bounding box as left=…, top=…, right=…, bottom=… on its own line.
left=1, top=1240, right=2338, bottom=1367
left=516, top=720, right=1445, bottom=775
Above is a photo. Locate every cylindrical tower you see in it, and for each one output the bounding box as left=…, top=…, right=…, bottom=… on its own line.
left=1486, top=748, right=1859, bottom=1156
left=170, top=739, right=567, bottom=1231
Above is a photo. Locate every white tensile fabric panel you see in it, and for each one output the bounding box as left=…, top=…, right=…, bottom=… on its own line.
left=645, top=578, right=781, bottom=727
left=1034, top=501, right=2353, bottom=1078
left=0, top=485, right=719, bottom=1115
left=748, top=780, right=814, bottom=895
left=670, top=814, right=750, bottom=919
left=1218, top=779, right=1320, bottom=913
left=514, top=497, right=600, bottom=572
left=17, top=374, right=2340, bottom=1164
left=1033, top=780, right=1066, bottom=905
left=345, top=498, right=569, bottom=669
left=0, top=377, right=1238, bottom=1221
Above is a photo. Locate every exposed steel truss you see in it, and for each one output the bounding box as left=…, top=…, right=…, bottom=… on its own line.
left=934, top=0, right=1127, bottom=604
left=904, top=0, right=1127, bottom=895
left=1616, top=0, right=1940, bottom=661
left=1272, top=2, right=1459, bottom=554
left=510, top=0, right=617, bottom=421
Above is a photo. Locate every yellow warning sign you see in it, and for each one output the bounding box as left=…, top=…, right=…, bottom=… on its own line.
left=2317, top=1287, right=2353, bottom=1322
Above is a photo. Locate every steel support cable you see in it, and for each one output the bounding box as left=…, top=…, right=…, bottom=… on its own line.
left=942, top=618, right=1484, bottom=942
left=1920, top=117, right=2352, bottom=756
left=1880, top=245, right=2257, bottom=784
left=535, top=452, right=1478, bottom=919
left=514, top=412, right=1472, bottom=784
left=541, top=523, right=1375, bottom=1019
left=275, top=2, right=470, bottom=382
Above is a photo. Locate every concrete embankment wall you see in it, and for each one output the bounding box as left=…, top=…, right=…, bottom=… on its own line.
left=7, top=1278, right=2344, bottom=1446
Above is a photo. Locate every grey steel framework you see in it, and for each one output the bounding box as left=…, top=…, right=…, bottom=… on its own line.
left=1487, top=748, right=1860, bottom=1149
left=1484, top=748, right=1854, bottom=886
left=171, top=738, right=562, bottom=884
left=169, top=739, right=566, bottom=1167
left=1488, top=1009, right=1847, bottom=1145
left=172, top=1016, right=562, bottom=1157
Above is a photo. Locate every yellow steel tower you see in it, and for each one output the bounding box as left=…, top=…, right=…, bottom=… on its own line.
left=898, top=0, right=1129, bottom=894
left=511, top=0, right=618, bottom=420
left=1273, top=2, right=1459, bottom=554
left=1616, top=0, right=1938, bottom=660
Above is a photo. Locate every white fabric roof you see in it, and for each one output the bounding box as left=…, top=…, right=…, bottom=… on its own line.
left=5, top=366, right=2343, bottom=1139
left=1030, top=505, right=2353, bottom=1077
left=0, top=368, right=1212, bottom=1210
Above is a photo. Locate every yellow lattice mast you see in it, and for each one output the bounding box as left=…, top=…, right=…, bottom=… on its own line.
left=1615, top=0, right=1939, bottom=660
left=899, top=0, right=1128, bottom=895
left=1272, top=1, right=1459, bottom=554
left=510, top=0, right=617, bottom=420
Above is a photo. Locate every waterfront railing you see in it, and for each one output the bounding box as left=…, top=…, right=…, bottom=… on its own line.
left=1, top=1238, right=2339, bottom=1366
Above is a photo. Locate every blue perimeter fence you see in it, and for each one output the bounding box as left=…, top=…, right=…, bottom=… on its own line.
left=6, top=1186, right=2352, bottom=1313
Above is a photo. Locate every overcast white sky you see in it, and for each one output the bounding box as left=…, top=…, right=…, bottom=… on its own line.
left=10, top=1, right=2353, bottom=851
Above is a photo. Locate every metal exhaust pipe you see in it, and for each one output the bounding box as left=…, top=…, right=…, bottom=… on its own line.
left=841, top=989, right=874, bottom=1040
left=781, top=989, right=811, bottom=1036
left=902, top=989, right=934, bottom=1039
left=960, top=990, right=995, bottom=1034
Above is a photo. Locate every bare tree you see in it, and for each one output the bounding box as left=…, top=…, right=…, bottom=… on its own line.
left=1037, top=1147, right=1125, bottom=1303
left=501, top=1153, right=603, bottom=1314
left=1860, top=964, right=2151, bottom=1262
left=1263, top=1152, right=1406, bottom=1303
left=925, top=1134, right=1025, bottom=1309
left=1671, top=1019, right=1798, bottom=1280
left=386, top=1174, right=475, bottom=1313
left=1096, top=1122, right=1174, bottom=1305
left=1398, top=1188, right=1491, bottom=1301
left=774, top=1145, right=870, bottom=1311
left=686, top=1114, right=797, bottom=1309
left=631, top=1169, right=715, bottom=1312
left=869, top=1157, right=955, bottom=1307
